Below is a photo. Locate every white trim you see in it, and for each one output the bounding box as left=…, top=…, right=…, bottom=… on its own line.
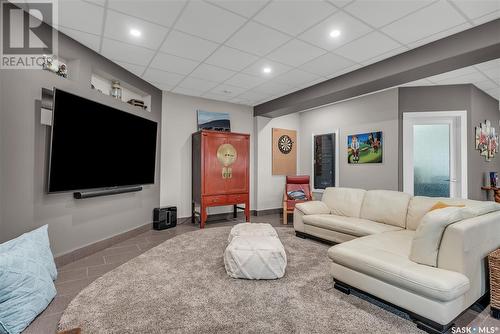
left=403, top=111, right=468, bottom=199
left=312, top=130, right=340, bottom=193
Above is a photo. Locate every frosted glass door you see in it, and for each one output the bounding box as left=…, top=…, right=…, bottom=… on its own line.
left=413, top=124, right=450, bottom=197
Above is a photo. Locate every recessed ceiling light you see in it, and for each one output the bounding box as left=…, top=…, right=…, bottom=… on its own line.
left=130, top=29, right=142, bottom=37
left=329, top=29, right=341, bottom=38
left=263, top=67, right=272, bottom=74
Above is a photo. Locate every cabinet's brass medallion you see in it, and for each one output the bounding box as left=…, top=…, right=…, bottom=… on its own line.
left=217, top=144, right=237, bottom=179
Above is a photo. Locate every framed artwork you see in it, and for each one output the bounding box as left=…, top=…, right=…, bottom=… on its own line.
left=197, top=110, right=230, bottom=132
left=272, top=128, right=297, bottom=175
left=347, top=131, right=383, bottom=164
left=475, top=120, right=498, bottom=162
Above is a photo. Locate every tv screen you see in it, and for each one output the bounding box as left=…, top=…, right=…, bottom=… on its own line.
left=48, top=89, right=158, bottom=193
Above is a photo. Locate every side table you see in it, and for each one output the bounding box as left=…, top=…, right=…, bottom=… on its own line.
left=481, top=187, right=500, bottom=203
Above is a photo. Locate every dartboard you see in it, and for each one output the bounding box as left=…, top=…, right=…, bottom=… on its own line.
left=278, top=135, right=293, bottom=154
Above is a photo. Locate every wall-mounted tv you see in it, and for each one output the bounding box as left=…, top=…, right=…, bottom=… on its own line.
left=48, top=89, right=158, bottom=193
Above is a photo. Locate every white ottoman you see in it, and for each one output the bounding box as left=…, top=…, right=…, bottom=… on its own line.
left=227, top=223, right=278, bottom=243
left=224, top=235, right=287, bottom=280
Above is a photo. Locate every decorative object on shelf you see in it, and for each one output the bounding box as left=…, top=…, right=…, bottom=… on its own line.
left=197, top=110, right=230, bottom=131
left=481, top=186, right=500, bottom=203
left=127, top=99, right=147, bottom=110
left=488, top=248, right=500, bottom=319
left=110, top=80, right=122, bottom=100
left=475, top=120, right=498, bottom=161
left=41, top=55, right=67, bottom=78
left=272, top=128, right=297, bottom=175
left=491, top=172, right=498, bottom=188
left=347, top=131, right=383, bottom=164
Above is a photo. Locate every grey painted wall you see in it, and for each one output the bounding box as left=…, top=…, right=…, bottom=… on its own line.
left=399, top=85, right=500, bottom=200
left=0, top=25, right=162, bottom=256
left=299, top=89, right=400, bottom=191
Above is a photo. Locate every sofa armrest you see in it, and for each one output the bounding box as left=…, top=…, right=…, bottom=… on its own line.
left=295, top=201, right=330, bottom=215
left=438, top=210, right=500, bottom=305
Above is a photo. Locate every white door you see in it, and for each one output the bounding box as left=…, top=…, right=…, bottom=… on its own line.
left=403, top=111, right=468, bottom=199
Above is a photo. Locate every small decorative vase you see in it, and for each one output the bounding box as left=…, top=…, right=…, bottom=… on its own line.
left=111, top=81, right=122, bottom=100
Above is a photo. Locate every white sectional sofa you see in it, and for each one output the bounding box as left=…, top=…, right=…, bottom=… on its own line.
left=294, top=187, right=500, bottom=334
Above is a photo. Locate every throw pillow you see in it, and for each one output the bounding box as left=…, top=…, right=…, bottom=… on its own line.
left=0, top=241, right=57, bottom=334
left=429, top=201, right=465, bottom=212
left=287, top=190, right=307, bottom=200
left=0, top=225, right=57, bottom=281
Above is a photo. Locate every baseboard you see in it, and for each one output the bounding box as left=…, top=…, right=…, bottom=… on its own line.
left=54, top=222, right=152, bottom=268
left=253, top=208, right=282, bottom=216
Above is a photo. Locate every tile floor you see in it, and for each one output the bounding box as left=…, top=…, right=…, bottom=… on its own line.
left=24, top=213, right=500, bottom=333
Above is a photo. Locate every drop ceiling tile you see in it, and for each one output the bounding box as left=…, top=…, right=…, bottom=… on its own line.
left=253, top=1, right=336, bottom=36
left=299, top=11, right=372, bottom=51
left=484, top=88, right=500, bottom=100
left=190, top=64, right=236, bottom=82
left=432, top=71, right=489, bottom=85
left=300, top=52, right=356, bottom=77
left=273, top=69, right=322, bottom=87
left=108, top=0, right=185, bottom=27
left=381, top=1, right=467, bottom=44
left=172, top=86, right=206, bottom=96
left=360, top=46, right=409, bottom=66
left=473, top=10, right=500, bottom=24
left=58, top=27, right=101, bottom=52
left=113, top=60, right=146, bottom=77
left=209, top=84, right=247, bottom=98
left=175, top=1, right=246, bottom=43
left=327, top=0, right=355, bottom=8
left=451, top=0, right=500, bottom=20
left=224, top=73, right=266, bottom=89
left=325, top=64, right=362, bottom=79
left=150, top=82, right=174, bottom=91
left=103, top=10, right=168, bottom=50
left=142, top=68, right=185, bottom=86
left=58, top=0, right=104, bottom=35
left=225, top=22, right=290, bottom=56
left=333, top=31, right=401, bottom=63
left=236, top=90, right=269, bottom=102
left=160, top=30, right=219, bottom=61
left=344, top=0, right=433, bottom=28
left=205, top=46, right=259, bottom=71
left=252, top=80, right=292, bottom=95
left=150, top=52, right=199, bottom=75
left=101, top=38, right=155, bottom=66
left=178, top=77, right=219, bottom=92
left=406, top=22, right=472, bottom=49
left=83, top=0, right=105, bottom=6
left=475, top=59, right=500, bottom=72
left=426, top=66, right=478, bottom=83
left=242, top=59, right=292, bottom=78
left=207, top=0, right=267, bottom=18
left=475, top=80, right=498, bottom=92
left=202, top=92, right=232, bottom=102
left=267, top=39, right=326, bottom=67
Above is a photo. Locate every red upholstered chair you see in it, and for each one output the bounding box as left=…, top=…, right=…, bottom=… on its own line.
left=283, top=176, right=312, bottom=225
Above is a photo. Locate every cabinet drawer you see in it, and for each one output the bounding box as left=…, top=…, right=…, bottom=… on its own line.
left=226, top=194, right=247, bottom=203
left=203, top=195, right=227, bottom=206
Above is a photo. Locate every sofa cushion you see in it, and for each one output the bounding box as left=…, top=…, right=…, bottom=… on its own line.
left=303, top=214, right=402, bottom=237
left=410, top=202, right=500, bottom=267
left=328, top=230, right=470, bottom=302
left=321, top=187, right=366, bottom=217
left=360, top=190, right=411, bottom=228
left=295, top=201, right=330, bottom=215
left=406, top=196, right=482, bottom=230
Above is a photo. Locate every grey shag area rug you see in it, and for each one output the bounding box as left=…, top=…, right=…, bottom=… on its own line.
left=59, top=227, right=423, bottom=334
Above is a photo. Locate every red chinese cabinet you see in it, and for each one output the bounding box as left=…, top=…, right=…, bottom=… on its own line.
left=192, top=130, right=250, bottom=228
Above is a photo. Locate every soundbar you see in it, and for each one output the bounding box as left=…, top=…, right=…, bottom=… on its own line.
left=73, top=186, right=143, bottom=199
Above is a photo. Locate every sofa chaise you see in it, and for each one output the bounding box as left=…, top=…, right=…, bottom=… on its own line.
left=294, top=187, right=500, bottom=334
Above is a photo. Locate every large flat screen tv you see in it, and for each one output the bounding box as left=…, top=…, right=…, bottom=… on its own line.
left=48, top=89, right=158, bottom=193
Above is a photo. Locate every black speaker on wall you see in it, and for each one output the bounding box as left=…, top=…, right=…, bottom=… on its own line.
left=153, top=206, right=177, bottom=230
